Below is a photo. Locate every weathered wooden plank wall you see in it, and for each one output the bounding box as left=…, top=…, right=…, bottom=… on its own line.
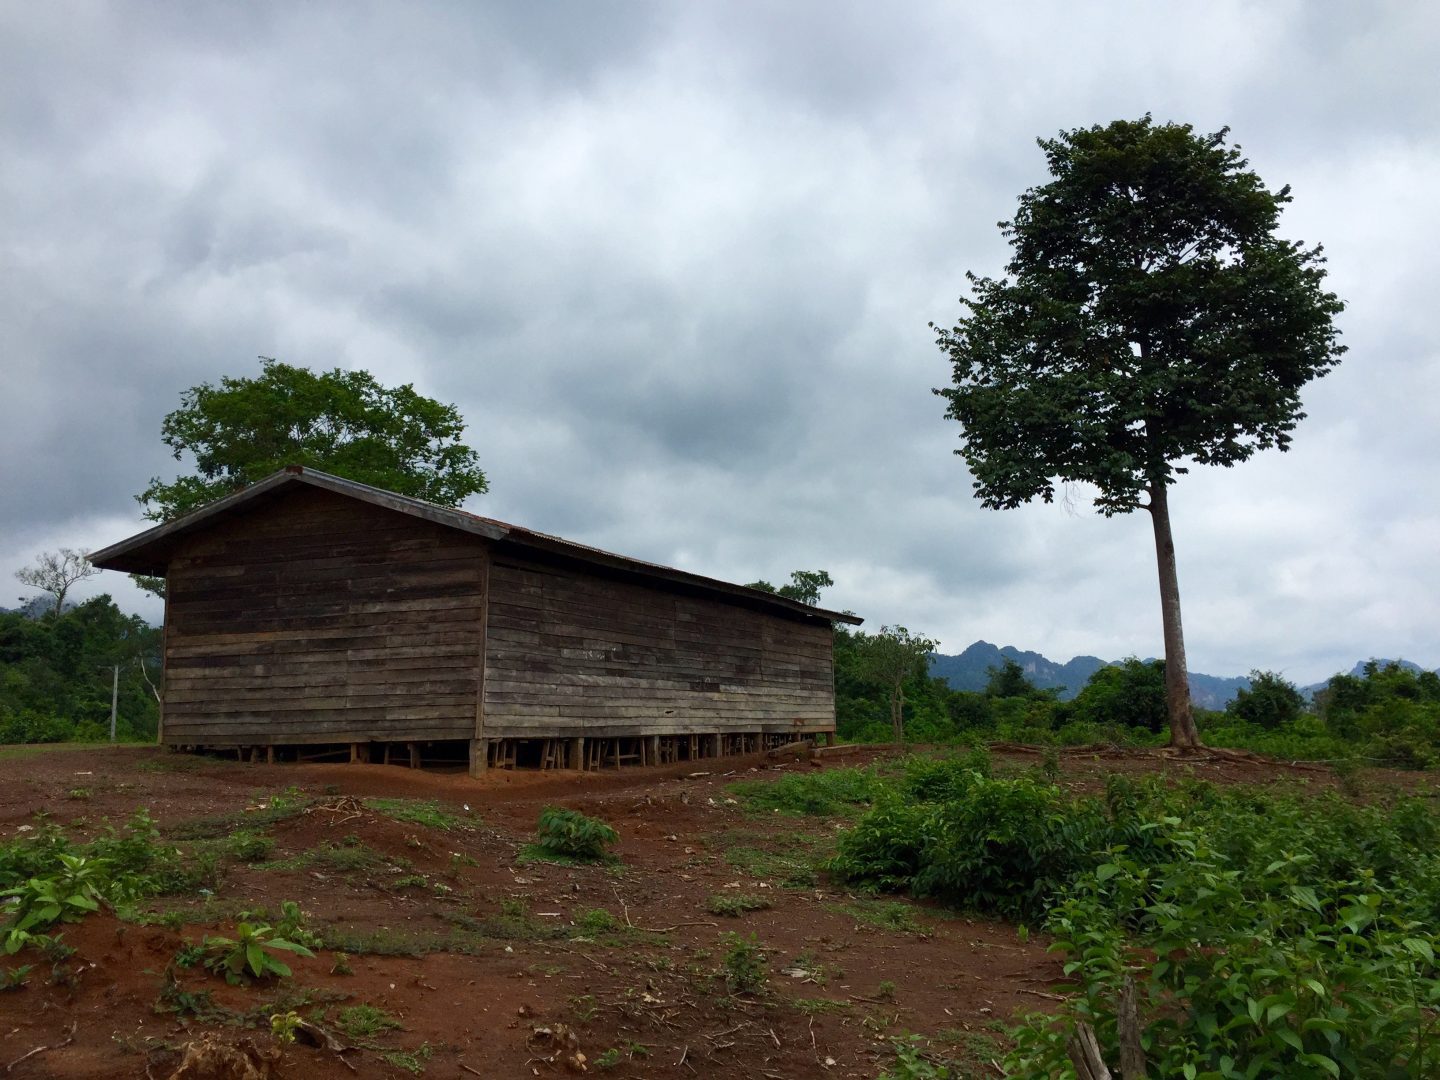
left=163, top=487, right=486, bottom=745
left=482, top=555, right=835, bottom=739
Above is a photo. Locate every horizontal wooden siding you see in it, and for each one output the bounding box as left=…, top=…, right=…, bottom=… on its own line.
left=483, top=556, right=835, bottom=739
left=163, top=487, right=485, bottom=745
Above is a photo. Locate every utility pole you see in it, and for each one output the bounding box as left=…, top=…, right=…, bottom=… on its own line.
left=110, top=664, right=119, bottom=742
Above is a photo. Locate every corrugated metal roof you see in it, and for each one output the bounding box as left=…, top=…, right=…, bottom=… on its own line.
left=89, top=466, right=863, bottom=625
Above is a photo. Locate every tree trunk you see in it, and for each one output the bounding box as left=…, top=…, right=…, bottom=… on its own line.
left=1147, top=481, right=1202, bottom=749
left=891, top=684, right=906, bottom=743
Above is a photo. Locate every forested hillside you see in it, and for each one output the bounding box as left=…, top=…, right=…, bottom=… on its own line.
left=929, top=640, right=1250, bottom=707
left=0, top=597, right=160, bottom=743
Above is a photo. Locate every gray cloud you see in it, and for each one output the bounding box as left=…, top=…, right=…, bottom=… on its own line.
left=3, top=1, right=1437, bottom=685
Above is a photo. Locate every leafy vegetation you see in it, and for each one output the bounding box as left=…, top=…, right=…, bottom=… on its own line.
left=0, top=594, right=160, bottom=743
left=137, top=357, right=488, bottom=522
left=0, top=809, right=196, bottom=952
left=813, top=756, right=1440, bottom=1076
left=196, top=920, right=316, bottom=984
left=719, top=932, right=768, bottom=994
left=531, top=807, right=619, bottom=862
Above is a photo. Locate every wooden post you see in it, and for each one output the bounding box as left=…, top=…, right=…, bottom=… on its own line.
left=266, top=745, right=276, bottom=764
left=408, top=742, right=421, bottom=769
left=647, top=735, right=660, bottom=767
left=350, top=742, right=367, bottom=764
left=469, top=739, right=487, bottom=778
left=709, top=734, right=722, bottom=759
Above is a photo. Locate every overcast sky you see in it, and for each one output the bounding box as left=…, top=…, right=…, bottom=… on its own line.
left=3, top=1, right=1437, bottom=685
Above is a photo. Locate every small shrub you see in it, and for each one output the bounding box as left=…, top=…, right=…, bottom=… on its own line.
left=228, top=830, right=274, bottom=863
left=270, top=1010, right=302, bottom=1044
left=879, top=1035, right=956, bottom=1079
left=66, top=788, right=91, bottom=801
left=720, top=932, right=768, bottom=994
left=1039, top=746, right=1061, bottom=782
left=534, top=807, right=619, bottom=862
left=0, top=965, right=32, bottom=991
left=1332, top=756, right=1364, bottom=798
left=200, top=922, right=315, bottom=984
left=574, top=908, right=618, bottom=936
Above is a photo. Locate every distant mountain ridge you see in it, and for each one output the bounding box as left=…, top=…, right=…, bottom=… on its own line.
left=930, top=642, right=1438, bottom=709
left=929, top=640, right=1249, bottom=709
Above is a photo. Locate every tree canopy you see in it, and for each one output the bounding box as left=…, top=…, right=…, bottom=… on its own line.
left=137, top=358, right=488, bottom=522
left=855, top=624, right=939, bottom=743
left=744, top=569, right=835, bottom=606
left=933, top=116, right=1345, bottom=748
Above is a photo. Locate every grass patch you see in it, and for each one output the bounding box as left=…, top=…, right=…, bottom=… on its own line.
left=707, top=893, right=772, bottom=917
left=829, top=899, right=930, bottom=935
left=728, top=767, right=876, bottom=817
left=0, top=742, right=131, bottom=761
left=722, top=845, right=823, bottom=888
left=259, top=841, right=389, bottom=874
left=379, top=1043, right=433, bottom=1075
left=166, top=787, right=312, bottom=840
left=365, top=798, right=465, bottom=832
left=336, top=1003, right=404, bottom=1039
left=792, top=997, right=851, bottom=1015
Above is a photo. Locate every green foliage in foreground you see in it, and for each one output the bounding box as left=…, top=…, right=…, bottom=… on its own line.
left=534, top=807, right=619, bottom=862
left=197, top=920, right=315, bottom=984
left=0, top=809, right=195, bottom=953
left=824, top=758, right=1440, bottom=1076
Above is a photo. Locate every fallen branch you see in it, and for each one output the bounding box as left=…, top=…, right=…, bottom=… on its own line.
left=5, top=1021, right=76, bottom=1073
left=1016, top=987, right=1068, bottom=1002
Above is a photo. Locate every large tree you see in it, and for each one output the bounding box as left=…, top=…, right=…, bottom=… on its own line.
left=855, top=625, right=939, bottom=743
left=138, top=357, right=488, bottom=522
left=933, top=117, right=1345, bottom=749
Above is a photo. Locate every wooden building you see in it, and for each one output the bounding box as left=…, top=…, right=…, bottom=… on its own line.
left=90, top=467, right=860, bottom=774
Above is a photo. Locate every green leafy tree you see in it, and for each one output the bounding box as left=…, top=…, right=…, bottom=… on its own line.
left=934, top=116, right=1345, bottom=750
left=137, top=357, right=488, bottom=522
left=985, top=657, right=1041, bottom=699
left=1073, top=658, right=1167, bottom=732
left=744, top=569, right=834, bottom=607
left=855, top=625, right=939, bottom=743
left=1226, top=669, right=1305, bottom=730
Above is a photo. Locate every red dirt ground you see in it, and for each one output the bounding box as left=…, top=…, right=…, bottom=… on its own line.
left=0, top=743, right=1418, bottom=1079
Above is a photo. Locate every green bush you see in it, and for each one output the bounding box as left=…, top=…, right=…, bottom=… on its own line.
left=534, top=807, right=618, bottom=862
left=1008, top=833, right=1440, bottom=1078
